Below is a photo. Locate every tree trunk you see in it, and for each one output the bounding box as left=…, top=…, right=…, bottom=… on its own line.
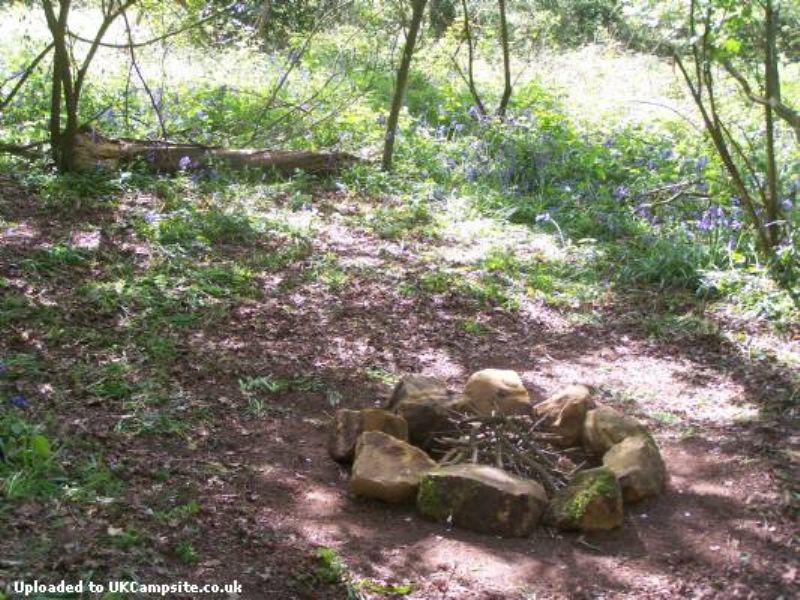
left=497, top=0, right=513, bottom=116
left=382, top=0, right=428, bottom=171
left=72, top=128, right=360, bottom=175
left=763, top=0, right=781, bottom=247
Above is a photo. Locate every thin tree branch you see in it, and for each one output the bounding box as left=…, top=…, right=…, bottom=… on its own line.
left=459, top=0, right=485, bottom=116
left=121, top=9, right=167, bottom=139
left=0, top=43, right=55, bottom=112
left=66, top=2, right=236, bottom=50
left=75, top=0, right=138, bottom=100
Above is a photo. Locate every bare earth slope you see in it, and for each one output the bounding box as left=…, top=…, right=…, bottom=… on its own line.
left=1, top=176, right=797, bottom=599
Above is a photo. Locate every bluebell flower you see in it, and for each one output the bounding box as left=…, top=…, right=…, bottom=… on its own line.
left=195, top=110, right=206, bottom=119
left=613, top=185, right=628, bottom=201
left=178, top=156, right=192, bottom=169
left=780, top=199, right=793, bottom=212
left=9, top=394, right=30, bottom=410
left=660, top=148, right=673, bottom=160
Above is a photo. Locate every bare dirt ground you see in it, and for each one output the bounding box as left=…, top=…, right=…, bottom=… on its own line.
left=1, top=176, right=798, bottom=599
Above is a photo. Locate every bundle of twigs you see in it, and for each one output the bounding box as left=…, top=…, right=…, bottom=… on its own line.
left=434, top=412, right=586, bottom=496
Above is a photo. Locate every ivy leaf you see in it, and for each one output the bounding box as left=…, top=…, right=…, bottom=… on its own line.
left=721, top=38, right=742, bottom=54
left=30, top=434, right=51, bottom=459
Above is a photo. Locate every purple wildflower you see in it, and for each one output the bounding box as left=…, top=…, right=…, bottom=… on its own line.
left=178, top=156, right=192, bottom=170
left=9, top=394, right=30, bottom=410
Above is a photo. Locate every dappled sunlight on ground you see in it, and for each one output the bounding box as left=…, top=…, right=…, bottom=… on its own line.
left=1, top=172, right=797, bottom=598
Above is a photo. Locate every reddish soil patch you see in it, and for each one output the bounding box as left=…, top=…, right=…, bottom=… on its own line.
left=1, top=175, right=797, bottom=599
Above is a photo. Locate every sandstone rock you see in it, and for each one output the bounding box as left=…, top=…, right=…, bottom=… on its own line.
left=395, top=398, right=462, bottom=451
left=417, top=464, right=548, bottom=537
left=546, top=467, right=623, bottom=531
left=582, top=407, right=647, bottom=455
left=463, top=369, right=531, bottom=416
left=328, top=408, right=408, bottom=463
left=389, top=375, right=466, bottom=451
left=533, top=384, right=596, bottom=448
left=350, top=431, right=436, bottom=503
left=603, top=434, right=667, bottom=502
left=389, top=374, right=449, bottom=409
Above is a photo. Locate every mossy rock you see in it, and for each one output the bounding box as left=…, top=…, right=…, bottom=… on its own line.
left=417, top=464, right=548, bottom=537
left=546, top=466, right=623, bottom=531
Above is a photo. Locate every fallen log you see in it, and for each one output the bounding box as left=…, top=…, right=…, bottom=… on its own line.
left=72, top=127, right=362, bottom=174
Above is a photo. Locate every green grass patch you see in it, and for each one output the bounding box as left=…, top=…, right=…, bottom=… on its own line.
left=0, top=410, right=64, bottom=500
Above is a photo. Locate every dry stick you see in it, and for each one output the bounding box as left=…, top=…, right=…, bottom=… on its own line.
left=498, top=437, right=556, bottom=496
